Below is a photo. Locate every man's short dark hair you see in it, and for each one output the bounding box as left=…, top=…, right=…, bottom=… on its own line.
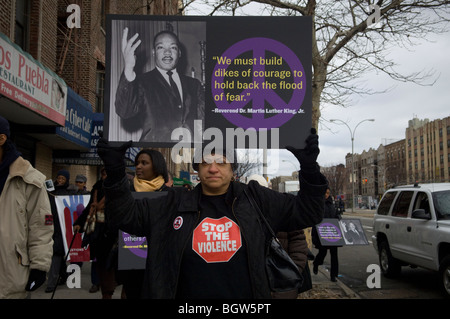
left=153, top=30, right=180, bottom=48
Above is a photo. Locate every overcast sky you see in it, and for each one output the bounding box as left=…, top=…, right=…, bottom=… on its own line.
left=318, top=30, right=450, bottom=166
left=185, top=5, right=450, bottom=179
left=271, top=29, right=450, bottom=178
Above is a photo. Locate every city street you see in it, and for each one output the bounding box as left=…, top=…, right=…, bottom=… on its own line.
left=314, top=210, right=446, bottom=299
left=32, top=209, right=447, bottom=300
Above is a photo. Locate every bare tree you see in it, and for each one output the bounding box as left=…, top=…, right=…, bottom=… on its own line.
left=234, top=149, right=263, bottom=179
left=181, top=0, right=450, bottom=127
left=321, top=164, right=347, bottom=195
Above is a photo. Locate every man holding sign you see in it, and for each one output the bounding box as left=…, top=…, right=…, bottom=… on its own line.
left=97, top=129, right=327, bottom=298
left=115, top=28, right=205, bottom=143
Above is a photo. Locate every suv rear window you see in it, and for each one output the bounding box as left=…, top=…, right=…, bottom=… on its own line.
left=378, top=191, right=397, bottom=215
left=392, top=191, right=414, bottom=217
left=433, top=190, right=450, bottom=220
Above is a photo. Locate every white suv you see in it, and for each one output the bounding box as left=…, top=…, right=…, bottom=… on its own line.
left=372, top=183, right=450, bottom=298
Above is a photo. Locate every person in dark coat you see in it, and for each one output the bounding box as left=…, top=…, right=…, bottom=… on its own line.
left=97, top=129, right=328, bottom=298
left=312, top=188, right=341, bottom=282
left=73, top=168, right=120, bottom=299
left=246, top=174, right=309, bottom=299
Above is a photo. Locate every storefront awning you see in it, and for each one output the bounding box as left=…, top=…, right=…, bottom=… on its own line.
left=0, top=32, right=67, bottom=126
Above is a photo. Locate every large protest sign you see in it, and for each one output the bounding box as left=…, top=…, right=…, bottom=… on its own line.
left=54, top=195, right=91, bottom=262
left=315, top=218, right=369, bottom=246
left=118, top=192, right=167, bottom=270
left=105, top=15, right=311, bottom=150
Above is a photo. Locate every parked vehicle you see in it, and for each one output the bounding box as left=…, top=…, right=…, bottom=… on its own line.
left=372, top=183, right=450, bottom=298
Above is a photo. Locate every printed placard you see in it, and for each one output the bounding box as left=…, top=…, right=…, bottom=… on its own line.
left=54, top=195, right=91, bottom=262
left=316, top=218, right=368, bottom=246
left=104, top=15, right=312, bottom=149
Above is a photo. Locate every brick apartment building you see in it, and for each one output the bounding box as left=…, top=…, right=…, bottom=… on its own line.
left=406, top=116, right=450, bottom=184
left=0, top=0, right=181, bottom=189
left=342, top=116, right=449, bottom=208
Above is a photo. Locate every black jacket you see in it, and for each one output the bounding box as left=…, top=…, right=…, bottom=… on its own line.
left=104, top=172, right=327, bottom=299
left=324, top=196, right=339, bottom=219
left=115, top=69, right=205, bottom=143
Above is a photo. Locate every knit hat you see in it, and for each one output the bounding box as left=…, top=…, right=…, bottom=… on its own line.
left=75, top=174, right=87, bottom=183
left=0, top=116, right=10, bottom=138
left=247, top=174, right=268, bottom=187
left=56, top=169, right=70, bottom=181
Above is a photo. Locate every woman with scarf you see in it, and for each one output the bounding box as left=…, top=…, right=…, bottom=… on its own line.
left=0, top=116, right=53, bottom=298
left=120, top=149, right=170, bottom=299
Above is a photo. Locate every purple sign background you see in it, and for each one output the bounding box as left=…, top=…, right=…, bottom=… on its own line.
left=211, top=37, right=306, bottom=130
left=317, top=223, right=342, bottom=243
left=122, top=232, right=147, bottom=258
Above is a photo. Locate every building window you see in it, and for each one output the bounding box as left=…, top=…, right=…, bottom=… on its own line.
left=15, top=0, right=30, bottom=50
left=100, top=0, right=107, bottom=30
left=95, top=62, right=105, bottom=112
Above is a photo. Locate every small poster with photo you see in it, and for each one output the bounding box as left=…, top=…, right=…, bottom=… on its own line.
left=315, top=218, right=368, bottom=246
left=315, top=219, right=346, bottom=246
left=339, top=219, right=369, bottom=245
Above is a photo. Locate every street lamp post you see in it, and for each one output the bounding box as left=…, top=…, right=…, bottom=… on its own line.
left=330, top=118, right=375, bottom=213
left=282, top=159, right=299, bottom=172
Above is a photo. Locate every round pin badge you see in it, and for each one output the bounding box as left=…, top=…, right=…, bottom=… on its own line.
left=173, top=216, right=183, bottom=230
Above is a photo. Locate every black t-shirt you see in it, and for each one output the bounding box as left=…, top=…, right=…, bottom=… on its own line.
left=176, top=193, right=253, bottom=298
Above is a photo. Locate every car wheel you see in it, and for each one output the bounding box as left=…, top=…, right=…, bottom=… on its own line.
left=439, top=255, right=450, bottom=298
left=379, top=241, right=401, bottom=278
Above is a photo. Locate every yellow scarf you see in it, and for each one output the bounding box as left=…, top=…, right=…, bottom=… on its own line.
left=133, top=175, right=165, bottom=192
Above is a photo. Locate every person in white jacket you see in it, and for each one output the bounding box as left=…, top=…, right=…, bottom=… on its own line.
left=0, top=116, right=53, bottom=298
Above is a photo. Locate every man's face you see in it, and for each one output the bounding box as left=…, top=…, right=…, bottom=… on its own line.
left=198, top=154, right=234, bottom=195
left=76, top=181, right=86, bottom=191
left=153, top=32, right=180, bottom=71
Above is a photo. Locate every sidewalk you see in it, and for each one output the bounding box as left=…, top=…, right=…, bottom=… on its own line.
left=31, top=263, right=122, bottom=299
left=301, top=262, right=360, bottom=299
left=31, top=260, right=360, bottom=299
left=343, top=208, right=376, bottom=218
